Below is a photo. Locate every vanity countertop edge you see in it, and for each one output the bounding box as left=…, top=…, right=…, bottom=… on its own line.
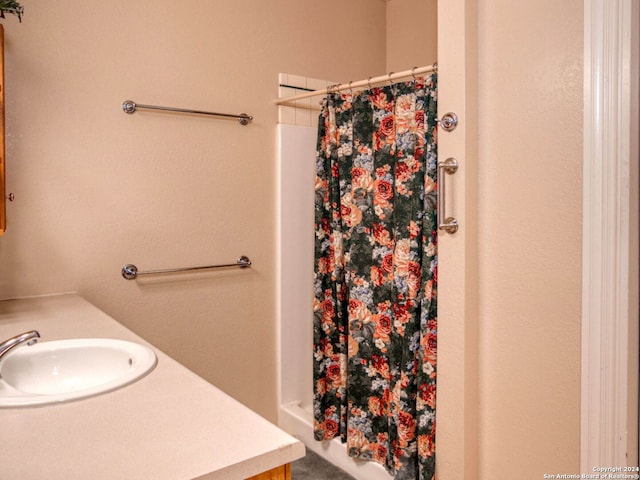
left=0, top=293, right=305, bottom=480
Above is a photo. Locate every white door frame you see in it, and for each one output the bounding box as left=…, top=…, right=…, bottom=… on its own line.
left=581, top=0, right=639, bottom=470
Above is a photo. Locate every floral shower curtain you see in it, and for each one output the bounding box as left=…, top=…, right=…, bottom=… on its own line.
left=312, top=75, right=438, bottom=480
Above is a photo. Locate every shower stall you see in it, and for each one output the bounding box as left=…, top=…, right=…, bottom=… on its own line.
left=276, top=121, right=392, bottom=480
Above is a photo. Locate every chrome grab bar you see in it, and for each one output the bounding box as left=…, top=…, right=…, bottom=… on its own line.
left=121, top=256, right=252, bottom=280
left=437, top=158, right=459, bottom=234
left=121, top=100, right=253, bottom=125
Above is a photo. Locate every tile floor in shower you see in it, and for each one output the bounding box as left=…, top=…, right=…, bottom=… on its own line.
left=291, top=449, right=356, bottom=480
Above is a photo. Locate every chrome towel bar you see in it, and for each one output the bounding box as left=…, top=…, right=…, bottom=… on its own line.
left=121, top=256, right=252, bottom=280
left=121, top=100, right=253, bottom=125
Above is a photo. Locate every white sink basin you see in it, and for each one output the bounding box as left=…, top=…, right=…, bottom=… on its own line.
left=0, top=338, right=157, bottom=407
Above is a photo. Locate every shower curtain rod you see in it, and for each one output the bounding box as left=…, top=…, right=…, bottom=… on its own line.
left=274, top=63, right=437, bottom=105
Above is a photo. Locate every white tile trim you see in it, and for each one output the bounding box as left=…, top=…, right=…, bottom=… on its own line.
left=278, top=73, right=332, bottom=126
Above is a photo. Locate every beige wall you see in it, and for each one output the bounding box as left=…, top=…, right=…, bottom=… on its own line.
left=476, top=0, right=583, bottom=475
left=386, top=0, right=437, bottom=71
left=0, top=0, right=387, bottom=420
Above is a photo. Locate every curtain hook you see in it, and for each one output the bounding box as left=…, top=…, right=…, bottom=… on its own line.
left=411, top=66, right=418, bottom=81
left=367, top=76, right=373, bottom=90
left=388, top=72, right=395, bottom=86
left=348, top=80, right=353, bottom=95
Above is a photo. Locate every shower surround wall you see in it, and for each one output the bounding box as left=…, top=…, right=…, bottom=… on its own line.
left=277, top=73, right=391, bottom=480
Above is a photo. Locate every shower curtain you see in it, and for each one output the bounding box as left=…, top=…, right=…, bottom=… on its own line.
left=312, top=75, right=438, bottom=480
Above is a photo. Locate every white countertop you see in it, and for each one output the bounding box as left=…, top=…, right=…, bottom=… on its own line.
left=0, top=294, right=304, bottom=480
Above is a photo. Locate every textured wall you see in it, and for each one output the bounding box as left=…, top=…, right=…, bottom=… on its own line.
left=477, top=0, right=583, bottom=475
left=386, top=0, right=437, bottom=71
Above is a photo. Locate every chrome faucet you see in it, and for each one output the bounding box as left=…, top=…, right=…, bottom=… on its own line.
left=0, top=330, right=40, bottom=364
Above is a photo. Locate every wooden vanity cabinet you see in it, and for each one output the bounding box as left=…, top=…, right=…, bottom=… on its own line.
left=246, top=464, right=291, bottom=480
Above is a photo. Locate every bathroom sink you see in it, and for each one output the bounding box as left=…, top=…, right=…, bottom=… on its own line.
left=0, top=338, right=157, bottom=407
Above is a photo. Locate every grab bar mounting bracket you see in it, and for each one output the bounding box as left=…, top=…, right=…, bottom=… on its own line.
left=439, top=112, right=458, bottom=132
